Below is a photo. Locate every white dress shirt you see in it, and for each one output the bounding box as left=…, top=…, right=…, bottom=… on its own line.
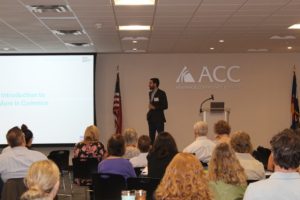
left=183, top=136, right=216, bottom=163
left=235, top=153, right=265, bottom=180
left=0, top=146, right=47, bottom=182
left=129, top=152, right=148, bottom=168
left=244, top=172, right=300, bottom=200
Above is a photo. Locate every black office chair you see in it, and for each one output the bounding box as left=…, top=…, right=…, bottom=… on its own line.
left=72, top=157, right=99, bottom=199
left=92, top=173, right=126, bottom=200
left=127, top=177, right=161, bottom=200
left=48, top=149, right=72, bottom=197
left=134, top=167, right=145, bottom=177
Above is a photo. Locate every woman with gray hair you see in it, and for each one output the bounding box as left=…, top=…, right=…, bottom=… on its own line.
left=123, top=128, right=140, bottom=159
left=230, top=131, right=265, bottom=180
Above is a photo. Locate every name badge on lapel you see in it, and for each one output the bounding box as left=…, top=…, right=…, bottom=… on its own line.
left=154, top=97, right=159, bottom=102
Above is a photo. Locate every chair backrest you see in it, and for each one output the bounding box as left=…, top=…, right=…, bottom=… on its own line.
left=48, top=150, right=70, bottom=172
left=127, top=177, right=161, bottom=200
left=1, top=178, right=27, bottom=200
left=252, top=146, right=271, bottom=169
left=92, top=173, right=126, bottom=200
left=72, top=157, right=99, bottom=181
left=134, top=167, right=145, bottom=177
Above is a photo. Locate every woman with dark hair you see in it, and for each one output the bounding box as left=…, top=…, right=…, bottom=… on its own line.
left=98, top=134, right=136, bottom=179
left=21, top=124, right=33, bottom=148
left=147, top=132, right=178, bottom=179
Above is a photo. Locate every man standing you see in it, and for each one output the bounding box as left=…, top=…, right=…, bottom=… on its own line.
left=243, top=129, right=300, bottom=200
left=147, top=78, right=168, bottom=144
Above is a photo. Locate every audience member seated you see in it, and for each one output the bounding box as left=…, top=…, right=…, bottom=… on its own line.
left=21, top=160, right=60, bottom=200
left=0, top=127, right=47, bottom=199
left=267, top=128, right=299, bottom=171
left=147, top=132, right=178, bottom=179
left=208, top=143, right=247, bottom=200
left=244, top=129, right=300, bottom=200
left=73, top=125, right=106, bottom=161
left=73, top=125, right=106, bottom=185
left=123, top=128, right=140, bottom=159
left=183, top=121, right=216, bottom=164
left=2, top=124, right=34, bottom=153
left=0, top=127, right=47, bottom=200
left=98, top=134, right=136, bottom=179
left=230, top=131, right=265, bottom=180
left=155, top=152, right=212, bottom=200
left=130, top=135, right=151, bottom=168
left=214, top=120, right=231, bottom=144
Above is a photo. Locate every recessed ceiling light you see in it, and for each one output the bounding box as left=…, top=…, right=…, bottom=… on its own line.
left=288, top=24, right=300, bottom=29
left=132, top=40, right=138, bottom=44
left=3, top=48, right=10, bottom=51
left=210, top=47, right=214, bottom=50
left=122, top=36, right=148, bottom=41
left=219, top=40, right=224, bottom=43
left=114, top=0, right=155, bottom=5
left=247, top=48, right=268, bottom=52
left=133, top=48, right=137, bottom=51
left=287, top=46, right=293, bottom=50
left=119, top=25, right=151, bottom=31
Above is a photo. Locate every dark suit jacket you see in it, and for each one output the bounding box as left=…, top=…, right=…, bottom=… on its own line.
left=147, top=88, right=168, bottom=124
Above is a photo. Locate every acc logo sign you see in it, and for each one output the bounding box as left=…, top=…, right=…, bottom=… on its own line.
left=176, top=65, right=240, bottom=83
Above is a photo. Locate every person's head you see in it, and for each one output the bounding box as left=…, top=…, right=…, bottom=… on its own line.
left=230, top=131, right=253, bottom=153
left=151, top=132, right=178, bottom=159
left=6, top=126, right=26, bottom=147
left=149, top=78, right=160, bottom=90
left=137, top=135, right=151, bottom=153
left=21, top=124, right=33, bottom=148
left=214, top=120, right=231, bottom=135
left=193, top=121, right=208, bottom=137
left=270, top=129, right=300, bottom=170
left=123, top=128, right=138, bottom=146
left=107, top=134, right=125, bottom=157
left=83, top=125, right=100, bottom=143
left=155, top=153, right=212, bottom=200
left=208, top=143, right=247, bottom=186
left=21, top=160, right=60, bottom=200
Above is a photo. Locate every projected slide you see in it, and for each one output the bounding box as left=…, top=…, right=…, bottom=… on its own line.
left=0, top=55, right=94, bottom=145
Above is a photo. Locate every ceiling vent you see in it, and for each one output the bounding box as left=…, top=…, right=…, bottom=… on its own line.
left=270, top=35, right=296, bottom=40
left=52, top=30, right=85, bottom=36
left=122, top=36, right=148, bottom=41
left=65, top=42, right=93, bottom=47
left=27, top=5, right=71, bottom=13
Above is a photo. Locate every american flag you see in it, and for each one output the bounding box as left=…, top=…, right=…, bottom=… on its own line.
left=113, top=72, right=122, bottom=134
left=291, top=71, right=299, bottom=129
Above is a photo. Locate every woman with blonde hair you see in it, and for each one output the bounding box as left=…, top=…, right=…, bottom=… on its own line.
left=155, top=153, right=212, bottom=200
left=73, top=125, right=106, bottom=161
left=208, top=143, right=247, bottom=200
left=21, top=160, right=60, bottom=200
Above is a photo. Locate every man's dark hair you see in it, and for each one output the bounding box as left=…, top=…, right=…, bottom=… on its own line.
left=270, top=128, right=300, bottom=170
left=107, top=134, right=125, bottom=157
left=138, top=135, right=151, bottom=153
left=150, top=78, right=160, bottom=87
left=150, top=132, right=178, bottom=159
left=6, top=126, right=25, bottom=147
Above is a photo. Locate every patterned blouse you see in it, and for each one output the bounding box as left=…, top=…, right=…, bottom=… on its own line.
left=73, top=141, right=106, bottom=162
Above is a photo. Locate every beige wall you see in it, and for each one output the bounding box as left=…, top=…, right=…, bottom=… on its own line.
left=96, top=53, right=300, bottom=151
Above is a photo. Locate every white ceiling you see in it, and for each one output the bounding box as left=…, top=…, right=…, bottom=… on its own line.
left=0, top=0, right=300, bottom=53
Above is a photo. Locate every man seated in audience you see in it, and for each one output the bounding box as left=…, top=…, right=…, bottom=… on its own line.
left=243, top=129, right=300, bottom=200
left=0, top=126, right=47, bottom=199
left=130, top=135, right=151, bottom=168
left=183, top=121, right=216, bottom=164
left=230, top=131, right=265, bottom=180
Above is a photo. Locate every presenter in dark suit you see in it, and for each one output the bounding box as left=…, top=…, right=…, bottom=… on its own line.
left=147, top=78, right=168, bottom=144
